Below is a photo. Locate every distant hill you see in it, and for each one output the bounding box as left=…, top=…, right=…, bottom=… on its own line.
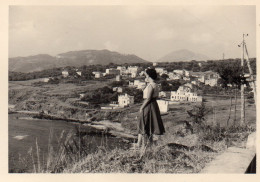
left=158, top=49, right=210, bottom=62
left=9, top=49, right=148, bottom=73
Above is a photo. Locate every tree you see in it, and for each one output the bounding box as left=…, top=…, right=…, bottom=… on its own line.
left=161, top=74, right=169, bottom=80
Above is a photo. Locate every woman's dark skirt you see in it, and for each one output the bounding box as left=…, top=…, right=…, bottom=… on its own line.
left=138, top=98, right=165, bottom=135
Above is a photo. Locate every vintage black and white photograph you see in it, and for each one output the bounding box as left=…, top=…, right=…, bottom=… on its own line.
left=8, top=5, right=256, bottom=174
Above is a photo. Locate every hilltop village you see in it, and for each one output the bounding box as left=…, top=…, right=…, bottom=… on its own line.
left=37, top=63, right=221, bottom=113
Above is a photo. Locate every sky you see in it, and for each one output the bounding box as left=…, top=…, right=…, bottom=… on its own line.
left=9, top=6, right=256, bottom=61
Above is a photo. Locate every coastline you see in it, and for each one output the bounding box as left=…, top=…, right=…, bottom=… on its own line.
left=10, top=110, right=137, bottom=140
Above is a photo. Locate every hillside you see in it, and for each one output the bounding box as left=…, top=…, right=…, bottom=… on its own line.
left=158, top=49, right=210, bottom=62
left=9, top=49, right=148, bottom=73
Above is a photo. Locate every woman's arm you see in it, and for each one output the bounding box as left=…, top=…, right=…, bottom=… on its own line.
left=139, top=84, right=153, bottom=112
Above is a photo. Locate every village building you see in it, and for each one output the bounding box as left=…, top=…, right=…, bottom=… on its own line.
left=198, top=75, right=205, bottom=83
left=94, top=72, right=102, bottom=78
left=139, top=71, right=145, bottom=76
left=76, top=71, right=82, bottom=76
left=131, top=72, right=137, bottom=78
left=204, top=71, right=220, bottom=80
left=157, top=99, right=169, bottom=113
left=42, top=78, right=50, bottom=82
left=153, top=62, right=158, bottom=66
left=117, top=66, right=127, bottom=75
left=184, top=70, right=190, bottom=77
left=170, top=86, right=202, bottom=102
left=155, top=67, right=166, bottom=75
left=106, top=68, right=120, bottom=75
left=118, top=93, right=134, bottom=107
left=116, top=75, right=121, bottom=81
left=113, top=87, right=123, bottom=93
left=167, top=72, right=182, bottom=80
left=183, top=76, right=190, bottom=81
left=205, top=78, right=218, bottom=87
left=134, top=80, right=140, bottom=86
left=191, top=80, right=199, bottom=85
left=117, top=87, right=123, bottom=93
left=179, top=85, right=192, bottom=92
left=173, top=69, right=185, bottom=75
left=187, top=92, right=203, bottom=102
left=159, top=91, right=171, bottom=98
left=62, top=70, right=69, bottom=78
left=190, top=71, right=205, bottom=82
left=128, top=66, right=141, bottom=75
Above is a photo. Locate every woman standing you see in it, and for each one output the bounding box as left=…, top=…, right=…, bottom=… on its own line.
left=133, top=68, right=165, bottom=149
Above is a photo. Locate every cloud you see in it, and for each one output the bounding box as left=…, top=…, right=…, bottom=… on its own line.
left=191, top=33, right=213, bottom=44
left=10, top=20, right=38, bottom=37
left=103, top=41, right=119, bottom=51
left=154, top=27, right=176, bottom=40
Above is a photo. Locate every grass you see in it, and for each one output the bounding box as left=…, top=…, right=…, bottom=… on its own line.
left=11, top=128, right=90, bottom=173
left=10, top=114, right=253, bottom=173
left=63, top=133, right=225, bottom=173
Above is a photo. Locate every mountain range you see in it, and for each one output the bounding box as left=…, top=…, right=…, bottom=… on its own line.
left=9, top=49, right=148, bottom=73
left=9, top=49, right=211, bottom=73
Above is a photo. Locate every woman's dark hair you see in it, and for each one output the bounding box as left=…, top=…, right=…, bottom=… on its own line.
left=146, top=68, right=157, bottom=80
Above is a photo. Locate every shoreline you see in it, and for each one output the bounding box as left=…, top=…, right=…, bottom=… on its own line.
left=10, top=110, right=137, bottom=140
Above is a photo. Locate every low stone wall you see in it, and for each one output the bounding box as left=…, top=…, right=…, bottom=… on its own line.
left=200, top=132, right=256, bottom=173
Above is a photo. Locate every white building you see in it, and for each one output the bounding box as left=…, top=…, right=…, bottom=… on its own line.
left=128, top=66, right=141, bottom=74
left=94, top=72, right=102, bottom=78
left=170, top=86, right=202, bottom=102
left=139, top=71, right=145, bottom=76
left=155, top=67, right=166, bottom=75
left=62, top=70, right=69, bottom=78
left=198, top=75, right=205, bottom=83
left=117, top=66, right=127, bottom=75
left=134, top=80, right=140, bottom=86
left=153, top=62, right=158, bottom=66
left=157, top=100, right=169, bottom=113
left=42, top=78, right=50, bottom=82
left=159, top=91, right=171, bottom=98
left=167, top=72, right=182, bottom=80
left=118, top=94, right=134, bottom=107
left=113, top=87, right=123, bottom=93
left=76, top=71, right=82, bottom=76
left=131, top=72, right=137, bottom=78
left=205, top=78, right=218, bottom=87
left=116, top=75, right=121, bottom=81
left=183, top=76, right=190, bottom=81
left=184, top=70, right=190, bottom=77
left=173, top=70, right=185, bottom=75
left=187, top=92, right=203, bottom=102
left=179, top=86, right=192, bottom=92
left=106, top=68, right=120, bottom=75
left=191, top=80, right=199, bottom=85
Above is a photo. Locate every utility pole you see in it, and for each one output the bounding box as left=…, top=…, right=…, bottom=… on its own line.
left=244, top=44, right=256, bottom=104
left=223, top=53, right=225, bottom=60
left=239, top=34, right=246, bottom=125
